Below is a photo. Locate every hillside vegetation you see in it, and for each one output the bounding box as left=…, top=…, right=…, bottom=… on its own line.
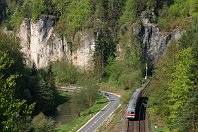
left=148, top=18, right=198, bottom=131
left=0, top=0, right=198, bottom=131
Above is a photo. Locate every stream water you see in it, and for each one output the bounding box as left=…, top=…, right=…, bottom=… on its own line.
left=53, top=93, right=76, bottom=124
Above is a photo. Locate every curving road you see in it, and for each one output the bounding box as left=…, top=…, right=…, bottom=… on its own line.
left=77, top=92, right=120, bottom=132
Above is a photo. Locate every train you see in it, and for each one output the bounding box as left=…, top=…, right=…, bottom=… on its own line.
left=126, top=88, right=143, bottom=120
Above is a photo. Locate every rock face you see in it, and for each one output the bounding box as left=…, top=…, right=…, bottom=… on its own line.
left=17, top=14, right=182, bottom=71
left=17, top=16, right=95, bottom=69
left=133, top=13, right=182, bottom=74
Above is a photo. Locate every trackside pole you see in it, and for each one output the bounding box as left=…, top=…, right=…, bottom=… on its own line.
left=145, top=63, right=148, bottom=80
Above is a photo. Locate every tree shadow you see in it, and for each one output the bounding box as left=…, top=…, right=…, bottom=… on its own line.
left=131, top=97, right=148, bottom=121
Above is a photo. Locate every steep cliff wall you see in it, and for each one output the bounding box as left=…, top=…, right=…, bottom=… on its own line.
left=133, top=12, right=181, bottom=73
left=17, top=15, right=95, bottom=69
left=17, top=13, right=182, bottom=71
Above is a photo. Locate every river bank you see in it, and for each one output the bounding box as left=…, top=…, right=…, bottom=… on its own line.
left=56, top=94, right=108, bottom=132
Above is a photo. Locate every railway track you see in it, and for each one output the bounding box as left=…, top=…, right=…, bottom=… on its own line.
left=127, top=120, right=146, bottom=132
left=126, top=97, right=147, bottom=132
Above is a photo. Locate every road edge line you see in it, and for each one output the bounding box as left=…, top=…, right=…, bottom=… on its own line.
left=95, top=101, right=121, bottom=131
left=77, top=92, right=111, bottom=132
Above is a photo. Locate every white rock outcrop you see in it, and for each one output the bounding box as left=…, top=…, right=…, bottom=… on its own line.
left=17, top=16, right=95, bottom=69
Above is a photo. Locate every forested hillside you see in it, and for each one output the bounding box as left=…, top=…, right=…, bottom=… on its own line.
left=0, top=0, right=198, bottom=131
left=147, top=1, right=198, bottom=131
left=0, top=31, right=58, bottom=131
left=148, top=19, right=198, bottom=131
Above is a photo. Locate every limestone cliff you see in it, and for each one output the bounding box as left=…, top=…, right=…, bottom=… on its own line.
left=123, top=12, right=182, bottom=74
left=17, top=14, right=182, bottom=71
left=17, top=15, right=95, bottom=69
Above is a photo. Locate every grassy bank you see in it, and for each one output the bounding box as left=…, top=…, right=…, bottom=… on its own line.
left=56, top=91, right=70, bottom=106
left=150, top=122, right=169, bottom=132
left=57, top=94, right=108, bottom=132
left=98, top=105, right=124, bottom=132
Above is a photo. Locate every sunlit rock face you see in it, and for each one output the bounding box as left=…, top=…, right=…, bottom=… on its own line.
left=17, top=15, right=95, bottom=69
left=17, top=13, right=182, bottom=72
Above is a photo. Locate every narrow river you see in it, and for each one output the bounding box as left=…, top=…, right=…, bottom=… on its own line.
left=53, top=92, right=76, bottom=124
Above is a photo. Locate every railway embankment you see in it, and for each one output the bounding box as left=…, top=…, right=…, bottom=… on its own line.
left=98, top=81, right=151, bottom=132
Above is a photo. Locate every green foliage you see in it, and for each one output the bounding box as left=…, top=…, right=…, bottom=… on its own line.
left=52, top=0, right=71, bottom=16
left=2, top=0, right=198, bottom=34
left=148, top=42, right=180, bottom=124
left=168, top=48, right=193, bottom=128
left=121, top=90, right=134, bottom=104
left=35, top=65, right=57, bottom=114
left=6, top=0, right=49, bottom=29
left=119, top=0, right=137, bottom=25
left=55, top=92, right=70, bottom=105
left=52, top=61, right=80, bottom=85
left=4, top=0, right=20, bottom=16
left=106, top=59, right=142, bottom=89
left=189, top=0, right=198, bottom=16
left=0, top=31, right=59, bottom=130
left=148, top=18, right=198, bottom=131
left=58, top=94, right=108, bottom=132
left=0, top=30, right=57, bottom=130
left=156, top=0, right=198, bottom=31
left=91, top=0, right=108, bottom=27
left=31, top=112, right=56, bottom=132
left=0, top=51, right=34, bottom=131
left=67, top=0, right=92, bottom=32
left=10, top=7, right=25, bottom=29
left=93, top=28, right=116, bottom=81
left=119, top=0, right=147, bottom=26
left=56, top=0, right=92, bottom=35
left=105, top=28, right=142, bottom=89
left=10, top=0, right=31, bottom=30
left=92, top=0, right=125, bottom=27
left=179, top=18, right=198, bottom=49
left=70, top=76, right=99, bottom=117
left=175, top=18, right=198, bottom=131
left=2, top=1, right=198, bottom=130
left=80, top=77, right=99, bottom=107
left=31, top=0, right=47, bottom=22
left=51, top=61, right=99, bottom=93
left=157, top=17, right=171, bottom=32
left=168, top=0, right=190, bottom=18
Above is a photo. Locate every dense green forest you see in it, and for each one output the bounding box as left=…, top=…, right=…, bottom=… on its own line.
left=147, top=0, right=198, bottom=131
left=0, top=31, right=57, bottom=131
left=148, top=18, right=198, bottom=131
left=1, top=0, right=198, bottom=131
left=0, top=31, right=100, bottom=131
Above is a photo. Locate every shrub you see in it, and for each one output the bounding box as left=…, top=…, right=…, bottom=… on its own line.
left=52, top=61, right=80, bottom=85
left=56, top=0, right=92, bottom=35
left=31, top=112, right=56, bottom=132
left=31, top=0, right=47, bottom=22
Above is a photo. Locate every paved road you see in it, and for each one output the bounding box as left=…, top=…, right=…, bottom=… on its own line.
left=78, top=92, right=120, bottom=132
left=58, top=86, right=81, bottom=91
